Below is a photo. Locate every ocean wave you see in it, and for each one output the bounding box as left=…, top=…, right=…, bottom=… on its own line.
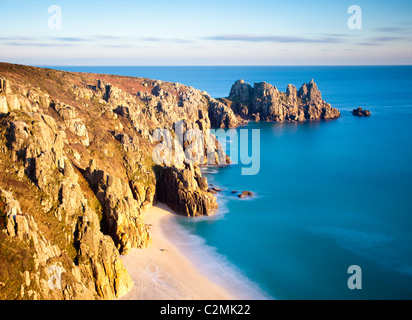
left=201, top=167, right=219, bottom=175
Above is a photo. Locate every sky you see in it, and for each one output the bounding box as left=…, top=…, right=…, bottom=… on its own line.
left=0, top=0, right=412, bottom=65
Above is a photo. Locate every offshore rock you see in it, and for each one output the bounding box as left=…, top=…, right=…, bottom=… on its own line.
left=352, top=107, right=371, bottom=117
left=238, top=191, right=254, bottom=198
left=228, top=79, right=340, bottom=122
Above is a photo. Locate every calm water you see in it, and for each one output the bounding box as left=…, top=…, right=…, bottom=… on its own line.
left=50, top=66, right=412, bottom=299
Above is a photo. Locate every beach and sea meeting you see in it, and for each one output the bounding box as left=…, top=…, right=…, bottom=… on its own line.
left=1, top=0, right=412, bottom=306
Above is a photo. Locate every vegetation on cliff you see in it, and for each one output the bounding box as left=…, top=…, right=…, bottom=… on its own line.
left=0, top=63, right=339, bottom=300
left=0, top=63, right=236, bottom=299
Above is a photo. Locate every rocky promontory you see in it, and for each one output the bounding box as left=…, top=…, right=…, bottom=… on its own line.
left=227, top=79, right=340, bottom=122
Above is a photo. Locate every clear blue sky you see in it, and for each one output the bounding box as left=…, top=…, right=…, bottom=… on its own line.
left=1, top=0, right=411, bottom=65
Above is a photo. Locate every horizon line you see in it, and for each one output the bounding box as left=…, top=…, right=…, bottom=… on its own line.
left=34, top=64, right=412, bottom=67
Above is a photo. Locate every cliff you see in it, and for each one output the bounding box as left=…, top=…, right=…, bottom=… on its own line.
left=0, top=63, right=339, bottom=300
left=0, top=63, right=237, bottom=299
left=227, top=79, right=340, bottom=122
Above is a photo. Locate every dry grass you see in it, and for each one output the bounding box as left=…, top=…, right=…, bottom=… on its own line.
left=0, top=232, right=35, bottom=300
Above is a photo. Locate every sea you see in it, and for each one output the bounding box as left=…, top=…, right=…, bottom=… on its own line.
left=49, top=66, right=412, bottom=300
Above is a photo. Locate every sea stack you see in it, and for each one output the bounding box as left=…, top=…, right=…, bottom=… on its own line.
left=228, top=79, right=340, bottom=122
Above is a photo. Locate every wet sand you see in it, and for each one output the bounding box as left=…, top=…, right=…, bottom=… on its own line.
left=119, top=203, right=238, bottom=300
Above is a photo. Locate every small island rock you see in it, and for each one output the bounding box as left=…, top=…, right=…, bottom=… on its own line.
left=353, top=107, right=371, bottom=117
left=238, top=191, right=254, bottom=198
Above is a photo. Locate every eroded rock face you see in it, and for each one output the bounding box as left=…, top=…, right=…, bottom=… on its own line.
left=0, top=189, right=133, bottom=300
left=6, top=115, right=66, bottom=209
left=74, top=215, right=134, bottom=299
left=0, top=77, right=12, bottom=95
left=51, top=102, right=90, bottom=146
left=85, top=164, right=152, bottom=255
left=208, top=99, right=240, bottom=129
left=228, top=79, right=340, bottom=122
left=156, top=165, right=218, bottom=217
left=2, top=110, right=133, bottom=299
left=229, top=79, right=254, bottom=106
left=0, top=77, right=48, bottom=114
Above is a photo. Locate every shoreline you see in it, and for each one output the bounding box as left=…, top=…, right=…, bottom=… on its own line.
left=119, top=203, right=241, bottom=300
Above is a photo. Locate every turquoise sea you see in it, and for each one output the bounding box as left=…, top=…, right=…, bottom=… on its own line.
left=51, top=66, right=412, bottom=300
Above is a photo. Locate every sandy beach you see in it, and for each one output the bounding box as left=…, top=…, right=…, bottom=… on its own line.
left=119, top=203, right=238, bottom=300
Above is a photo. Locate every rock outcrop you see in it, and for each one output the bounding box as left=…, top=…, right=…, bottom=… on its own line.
left=208, top=99, right=240, bottom=129
left=228, top=79, right=340, bottom=122
left=0, top=188, right=133, bottom=300
left=51, top=101, right=90, bottom=146
left=352, top=107, right=371, bottom=117
left=84, top=163, right=152, bottom=255
left=238, top=191, right=254, bottom=199
left=0, top=77, right=12, bottom=95
left=156, top=165, right=218, bottom=217
left=1, top=112, right=134, bottom=299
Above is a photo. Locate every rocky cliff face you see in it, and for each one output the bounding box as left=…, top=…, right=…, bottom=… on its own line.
left=84, top=162, right=152, bottom=255
left=0, top=63, right=339, bottom=300
left=228, top=79, right=340, bottom=122
left=156, top=164, right=218, bottom=217
left=0, top=63, right=236, bottom=300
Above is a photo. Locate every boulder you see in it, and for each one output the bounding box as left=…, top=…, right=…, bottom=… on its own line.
left=238, top=191, right=254, bottom=198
